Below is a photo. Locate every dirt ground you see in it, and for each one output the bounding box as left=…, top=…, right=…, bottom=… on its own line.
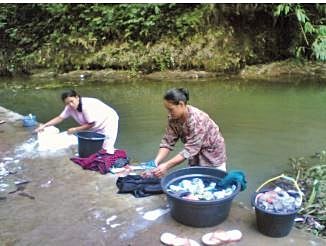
left=0, top=106, right=325, bottom=246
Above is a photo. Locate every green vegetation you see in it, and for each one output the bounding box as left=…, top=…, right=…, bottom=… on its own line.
left=288, top=152, right=326, bottom=238
left=0, top=3, right=325, bottom=76
left=274, top=3, right=326, bottom=61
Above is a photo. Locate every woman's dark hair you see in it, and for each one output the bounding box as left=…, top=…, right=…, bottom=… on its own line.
left=164, top=88, right=189, bottom=105
left=61, top=89, right=82, bottom=112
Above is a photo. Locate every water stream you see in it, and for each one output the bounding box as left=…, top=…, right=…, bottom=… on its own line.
left=1, top=75, right=326, bottom=203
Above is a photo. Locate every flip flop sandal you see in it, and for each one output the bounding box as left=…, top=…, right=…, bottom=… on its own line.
left=160, top=232, right=200, bottom=246
left=226, top=229, right=242, bottom=242
left=201, top=229, right=242, bottom=246
left=201, top=230, right=229, bottom=246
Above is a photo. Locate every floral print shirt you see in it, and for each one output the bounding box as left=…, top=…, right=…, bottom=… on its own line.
left=160, top=105, right=226, bottom=167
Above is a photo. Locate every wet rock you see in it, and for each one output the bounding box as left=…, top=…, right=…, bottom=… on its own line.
left=18, top=192, right=35, bottom=200
left=0, top=180, right=18, bottom=196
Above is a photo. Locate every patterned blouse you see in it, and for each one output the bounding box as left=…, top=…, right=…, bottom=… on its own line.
left=160, top=105, right=226, bottom=167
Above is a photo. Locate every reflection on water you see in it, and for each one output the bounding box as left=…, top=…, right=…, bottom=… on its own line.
left=1, top=76, right=326, bottom=203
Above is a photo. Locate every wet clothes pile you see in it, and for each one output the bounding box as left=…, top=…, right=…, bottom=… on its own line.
left=166, top=170, right=247, bottom=201
left=255, top=187, right=301, bottom=213
left=116, top=175, right=163, bottom=198
left=71, top=149, right=129, bottom=174
left=167, top=178, right=237, bottom=201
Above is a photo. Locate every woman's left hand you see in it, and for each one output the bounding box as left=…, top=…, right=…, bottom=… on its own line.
left=67, top=127, right=77, bottom=134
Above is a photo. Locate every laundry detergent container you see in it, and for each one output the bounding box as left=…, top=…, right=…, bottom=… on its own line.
left=77, top=131, right=105, bottom=157
left=161, top=167, right=240, bottom=227
left=22, top=114, right=37, bottom=127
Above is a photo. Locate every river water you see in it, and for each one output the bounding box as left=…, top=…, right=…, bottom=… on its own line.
left=1, top=75, right=326, bottom=203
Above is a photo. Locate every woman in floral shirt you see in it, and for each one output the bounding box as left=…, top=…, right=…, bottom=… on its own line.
left=153, top=88, right=226, bottom=178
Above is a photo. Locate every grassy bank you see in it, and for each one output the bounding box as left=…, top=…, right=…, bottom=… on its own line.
left=288, top=151, right=326, bottom=239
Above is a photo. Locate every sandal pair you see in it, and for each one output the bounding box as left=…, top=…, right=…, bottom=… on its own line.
left=201, top=229, right=242, bottom=245
left=160, top=229, right=242, bottom=246
left=160, top=232, right=200, bottom=246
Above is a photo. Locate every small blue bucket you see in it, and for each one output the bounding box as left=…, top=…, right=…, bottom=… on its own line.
left=22, top=114, right=37, bottom=127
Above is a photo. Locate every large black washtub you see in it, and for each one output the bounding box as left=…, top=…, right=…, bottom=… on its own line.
left=161, top=167, right=240, bottom=227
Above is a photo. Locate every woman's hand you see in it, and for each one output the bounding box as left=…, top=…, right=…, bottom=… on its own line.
left=35, top=124, right=46, bottom=133
left=67, top=127, right=77, bottom=135
left=153, top=163, right=169, bottom=178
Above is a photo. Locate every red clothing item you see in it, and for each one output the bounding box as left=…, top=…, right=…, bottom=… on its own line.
left=71, top=149, right=128, bottom=174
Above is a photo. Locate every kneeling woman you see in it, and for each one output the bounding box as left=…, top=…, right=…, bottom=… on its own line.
left=153, top=88, right=226, bottom=178
left=35, top=89, right=119, bottom=154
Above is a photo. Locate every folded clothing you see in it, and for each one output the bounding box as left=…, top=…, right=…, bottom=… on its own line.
left=116, top=175, right=163, bottom=198
left=71, top=149, right=129, bottom=174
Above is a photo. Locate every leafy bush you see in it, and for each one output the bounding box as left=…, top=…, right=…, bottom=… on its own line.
left=275, top=3, right=326, bottom=61
left=289, top=152, right=326, bottom=238
left=1, top=3, right=325, bottom=75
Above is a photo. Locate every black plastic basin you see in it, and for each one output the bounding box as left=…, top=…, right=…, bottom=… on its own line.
left=251, top=192, right=299, bottom=237
left=77, top=131, right=105, bottom=157
left=161, top=167, right=240, bottom=227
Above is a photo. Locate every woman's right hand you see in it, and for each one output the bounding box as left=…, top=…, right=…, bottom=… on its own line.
left=35, top=124, right=46, bottom=133
left=153, top=163, right=169, bottom=178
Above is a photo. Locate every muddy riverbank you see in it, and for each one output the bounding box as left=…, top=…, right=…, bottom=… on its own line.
left=25, top=59, right=326, bottom=86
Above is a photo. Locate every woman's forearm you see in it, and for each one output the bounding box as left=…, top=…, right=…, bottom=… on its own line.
left=68, top=123, right=93, bottom=134
left=74, top=123, right=93, bottom=132
left=154, top=147, right=170, bottom=164
left=163, top=153, right=185, bottom=169
left=43, top=116, right=64, bottom=127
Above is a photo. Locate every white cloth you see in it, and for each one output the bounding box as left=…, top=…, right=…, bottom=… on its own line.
left=37, top=126, right=77, bottom=151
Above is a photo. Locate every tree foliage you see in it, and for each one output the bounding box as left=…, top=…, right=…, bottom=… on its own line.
left=0, top=3, right=325, bottom=75
left=274, top=3, right=326, bottom=61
